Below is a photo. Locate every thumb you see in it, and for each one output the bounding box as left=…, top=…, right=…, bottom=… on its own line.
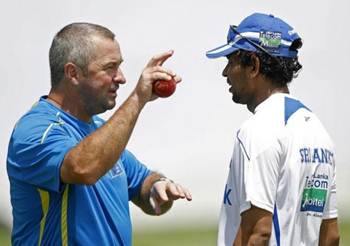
left=150, top=194, right=162, bottom=215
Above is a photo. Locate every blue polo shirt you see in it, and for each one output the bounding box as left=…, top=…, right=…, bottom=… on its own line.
left=7, top=96, right=151, bottom=246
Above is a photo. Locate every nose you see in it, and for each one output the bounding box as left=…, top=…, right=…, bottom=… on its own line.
left=222, top=64, right=228, bottom=78
left=113, top=67, right=126, bottom=84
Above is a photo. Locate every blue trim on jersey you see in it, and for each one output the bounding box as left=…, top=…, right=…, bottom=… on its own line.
left=284, top=97, right=310, bottom=125
left=237, top=130, right=250, bottom=161
left=273, top=204, right=281, bottom=246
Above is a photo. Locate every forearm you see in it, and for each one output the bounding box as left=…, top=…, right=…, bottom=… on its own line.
left=61, top=93, right=146, bottom=184
left=319, top=218, right=340, bottom=246
left=238, top=206, right=272, bottom=246
left=233, top=227, right=242, bottom=246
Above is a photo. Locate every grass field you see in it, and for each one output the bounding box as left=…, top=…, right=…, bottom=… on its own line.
left=1, top=221, right=349, bottom=245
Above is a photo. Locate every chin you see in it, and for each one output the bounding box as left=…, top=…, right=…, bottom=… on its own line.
left=93, top=102, right=116, bottom=115
left=232, top=94, right=240, bottom=103
left=232, top=96, right=246, bottom=105
left=106, top=100, right=116, bottom=110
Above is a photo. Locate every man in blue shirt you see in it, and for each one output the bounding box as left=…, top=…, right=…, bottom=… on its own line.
left=7, top=22, right=192, bottom=246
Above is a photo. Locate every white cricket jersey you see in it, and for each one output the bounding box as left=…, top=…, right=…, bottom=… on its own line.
left=218, top=93, right=337, bottom=246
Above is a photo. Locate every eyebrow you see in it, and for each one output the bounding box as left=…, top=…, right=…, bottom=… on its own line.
left=226, top=51, right=239, bottom=60
left=103, top=59, right=123, bottom=67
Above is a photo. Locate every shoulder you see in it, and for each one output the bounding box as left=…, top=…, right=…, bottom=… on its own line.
left=12, top=100, right=63, bottom=142
left=283, top=95, right=312, bottom=125
left=239, top=93, right=307, bottom=137
left=120, top=149, right=138, bottom=163
left=237, top=94, right=287, bottom=158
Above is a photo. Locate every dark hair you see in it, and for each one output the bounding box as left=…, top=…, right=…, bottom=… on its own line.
left=236, top=49, right=302, bottom=86
left=49, top=22, right=115, bottom=89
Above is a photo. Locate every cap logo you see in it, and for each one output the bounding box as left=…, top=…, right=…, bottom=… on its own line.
left=259, top=31, right=281, bottom=49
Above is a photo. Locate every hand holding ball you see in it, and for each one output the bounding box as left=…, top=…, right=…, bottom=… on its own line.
left=153, top=78, right=177, bottom=98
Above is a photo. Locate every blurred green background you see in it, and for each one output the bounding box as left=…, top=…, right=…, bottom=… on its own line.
left=1, top=220, right=349, bottom=245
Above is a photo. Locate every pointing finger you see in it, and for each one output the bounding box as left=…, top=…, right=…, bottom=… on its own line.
left=167, top=183, right=180, bottom=198
left=146, top=50, right=174, bottom=67
left=183, top=187, right=192, bottom=201
left=172, top=74, right=182, bottom=84
left=174, top=184, right=186, bottom=198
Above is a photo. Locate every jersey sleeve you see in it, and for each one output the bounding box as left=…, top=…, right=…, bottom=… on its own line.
left=121, top=150, right=151, bottom=200
left=7, top=116, right=77, bottom=192
left=236, top=132, right=281, bottom=214
left=322, top=165, right=338, bottom=219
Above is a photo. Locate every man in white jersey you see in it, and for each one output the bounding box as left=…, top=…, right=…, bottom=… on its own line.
left=206, top=13, right=339, bottom=245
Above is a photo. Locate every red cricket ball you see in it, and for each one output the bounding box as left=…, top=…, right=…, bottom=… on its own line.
left=152, top=78, right=177, bottom=98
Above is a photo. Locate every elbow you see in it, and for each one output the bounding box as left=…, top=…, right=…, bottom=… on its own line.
left=78, top=172, right=99, bottom=185
left=260, top=231, right=272, bottom=243
left=71, top=163, right=100, bottom=185
left=321, top=233, right=340, bottom=246
left=255, top=230, right=271, bottom=244
left=328, top=233, right=340, bottom=245
left=243, top=227, right=271, bottom=245
left=334, top=235, right=340, bottom=245
left=62, top=157, right=101, bottom=185
left=319, top=219, right=340, bottom=246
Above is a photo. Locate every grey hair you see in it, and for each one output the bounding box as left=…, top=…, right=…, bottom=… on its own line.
left=49, top=22, right=115, bottom=88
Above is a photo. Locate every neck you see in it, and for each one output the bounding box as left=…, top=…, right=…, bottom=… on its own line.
left=47, top=90, right=92, bottom=122
left=247, top=84, right=289, bottom=113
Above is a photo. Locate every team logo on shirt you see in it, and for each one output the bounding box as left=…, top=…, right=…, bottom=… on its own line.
left=109, top=160, right=124, bottom=178
left=299, top=147, right=334, bottom=165
left=300, top=175, right=328, bottom=213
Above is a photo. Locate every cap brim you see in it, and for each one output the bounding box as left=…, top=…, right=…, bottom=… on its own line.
left=206, top=43, right=239, bottom=59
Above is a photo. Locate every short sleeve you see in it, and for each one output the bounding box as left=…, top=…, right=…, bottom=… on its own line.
left=322, top=165, right=338, bottom=219
left=121, top=150, right=151, bottom=200
left=236, top=132, right=281, bottom=214
left=7, top=117, right=77, bottom=192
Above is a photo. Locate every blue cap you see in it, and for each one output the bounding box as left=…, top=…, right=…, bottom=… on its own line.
left=206, top=13, right=301, bottom=59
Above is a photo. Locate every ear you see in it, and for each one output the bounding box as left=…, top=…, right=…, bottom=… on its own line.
left=248, top=54, right=260, bottom=78
left=64, top=63, right=82, bottom=86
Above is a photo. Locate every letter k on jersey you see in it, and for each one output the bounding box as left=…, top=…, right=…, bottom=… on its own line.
left=224, top=184, right=232, bottom=205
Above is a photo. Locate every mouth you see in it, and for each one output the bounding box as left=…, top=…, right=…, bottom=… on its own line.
left=226, top=79, right=233, bottom=93
left=108, top=90, right=117, bottom=98
left=108, top=86, right=119, bottom=97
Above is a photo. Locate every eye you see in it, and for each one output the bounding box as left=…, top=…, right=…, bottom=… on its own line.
left=228, top=59, right=235, bottom=66
left=103, top=64, right=120, bottom=74
left=105, top=64, right=116, bottom=70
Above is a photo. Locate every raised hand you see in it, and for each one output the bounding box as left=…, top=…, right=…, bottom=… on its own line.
left=150, top=178, right=192, bottom=215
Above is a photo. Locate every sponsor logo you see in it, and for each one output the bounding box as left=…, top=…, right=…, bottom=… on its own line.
left=300, top=188, right=327, bottom=212
left=300, top=175, right=328, bottom=213
left=259, top=31, right=282, bottom=49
